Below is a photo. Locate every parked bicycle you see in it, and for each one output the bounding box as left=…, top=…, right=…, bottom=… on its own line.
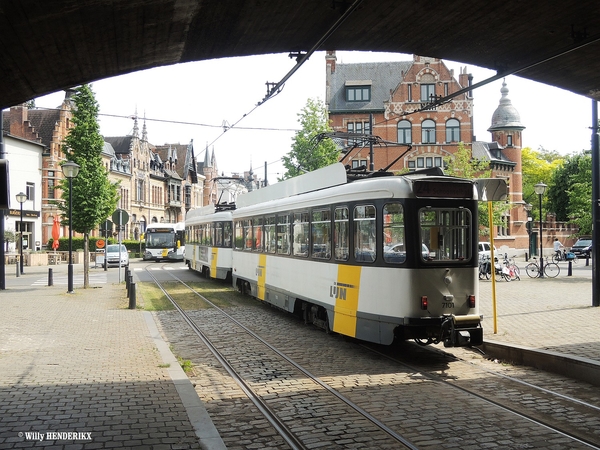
left=525, top=256, right=560, bottom=278
left=502, top=253, right=520, bottom=281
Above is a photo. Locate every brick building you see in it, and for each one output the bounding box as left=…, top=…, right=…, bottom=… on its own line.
left=325, top=52, right=533, bottom=251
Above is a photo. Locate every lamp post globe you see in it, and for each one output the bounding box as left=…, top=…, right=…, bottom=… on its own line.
left=61, top=161, right=80, bottom=294
left=534, top=182, right=548, bottom=277
left=16, top=192, right=27, bottom=274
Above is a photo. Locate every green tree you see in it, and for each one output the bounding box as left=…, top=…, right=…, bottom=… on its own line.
left=521, top=147, right=564, bottom=221
left=444, top=142, right=507, bottom=236
left=280, top=98, right=340, bottom=179
left=548, top=151, right=591, bottom=234
left=57, top=84, right=119, bottom=288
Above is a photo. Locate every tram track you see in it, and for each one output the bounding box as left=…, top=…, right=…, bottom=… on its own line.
left=144, top=264, right=600, bottom=449
left=144, top=264, right=418, bottom=450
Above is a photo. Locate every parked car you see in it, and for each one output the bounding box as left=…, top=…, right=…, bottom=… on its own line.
left=478, top=242, right=496, bottom=259
left=105, top=244, right=129, bottom=267
left=571, top=237, right=592, bottom=258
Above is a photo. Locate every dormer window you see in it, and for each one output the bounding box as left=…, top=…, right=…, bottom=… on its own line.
left=345, top=80, right=372, bottom=102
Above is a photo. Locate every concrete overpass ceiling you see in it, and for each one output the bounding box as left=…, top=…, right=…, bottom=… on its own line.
left=1, top=1, right=599, bottom=109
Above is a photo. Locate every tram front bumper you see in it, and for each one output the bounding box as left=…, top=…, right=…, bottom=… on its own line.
left=442, top=314, right=483, bottom=347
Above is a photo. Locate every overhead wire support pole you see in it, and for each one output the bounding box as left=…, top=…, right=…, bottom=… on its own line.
left=592, top=100, right=599, bottom=307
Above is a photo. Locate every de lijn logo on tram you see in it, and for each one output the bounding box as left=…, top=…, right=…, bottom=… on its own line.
left=329, top=282, right=355, bottom=300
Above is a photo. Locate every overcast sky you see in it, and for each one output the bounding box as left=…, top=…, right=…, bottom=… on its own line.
left=34, top=51, right=594, bottom=180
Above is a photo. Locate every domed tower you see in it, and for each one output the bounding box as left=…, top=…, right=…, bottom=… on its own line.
left=488, top=81, right=527, bottom=244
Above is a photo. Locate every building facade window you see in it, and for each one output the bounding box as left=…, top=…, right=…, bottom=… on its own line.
left=445, top=118, right=460, bottom=143
left=397, top=120, right=412, bottom=144
left=507, top=135, right=513, bottom=146
left=48, top=171, right=55, bottom=199
left=26, top=182, right=35, bottom=201
left=420, top=84, right=435, bottom=102
left=421, top=119, right=436, bottom=143
left=346, top=86, right=371, bottom=102
left=351, top=159, right=367, bottom=169
left=408, top=156, right=443, bottom=171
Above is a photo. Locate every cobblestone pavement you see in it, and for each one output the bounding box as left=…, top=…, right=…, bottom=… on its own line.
left=1, top=258, right=598, bottom=449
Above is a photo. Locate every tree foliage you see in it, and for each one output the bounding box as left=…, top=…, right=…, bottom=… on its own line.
left=521, top=147, right=564, bottom=221
left=57, top=84, right=119, bottom=287
left=280, top=98, right=340, bottom=180
left=443, top=143, right=507, bottom=235
left=548, top=151, right=591, bottom=234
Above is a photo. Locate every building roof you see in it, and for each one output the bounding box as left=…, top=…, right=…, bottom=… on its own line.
left=104, top=136, right=133, bottom=155
left=488, top=82, right=525, bottom=132
left=472, top=141, right=516, bottom=168
left=328, top=61, right=413, bottom=113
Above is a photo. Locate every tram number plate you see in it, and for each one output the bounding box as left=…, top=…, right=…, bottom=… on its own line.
left=442, top=302, right=455, bottom=308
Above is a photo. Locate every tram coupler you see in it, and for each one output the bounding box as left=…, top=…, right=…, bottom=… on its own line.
left=441, top=314, right=483, bottom=347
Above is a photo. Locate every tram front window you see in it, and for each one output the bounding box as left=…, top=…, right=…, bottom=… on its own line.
left=419, top=207, right=471, bottom=262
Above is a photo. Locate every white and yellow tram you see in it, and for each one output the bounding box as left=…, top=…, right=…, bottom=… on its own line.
left=187, top=163, right=492, bottom=347
left=185, top=205, right=234, bottom=280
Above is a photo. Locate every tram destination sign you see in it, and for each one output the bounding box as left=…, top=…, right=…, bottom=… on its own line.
left=413, top=181, right=473, bottom=199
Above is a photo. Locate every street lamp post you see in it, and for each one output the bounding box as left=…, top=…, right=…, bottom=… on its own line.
left=534, top=182, right=548, bottom=278
left=62, top=161, right=80, bottom=294
left=16, top=192, right=27, bottom=274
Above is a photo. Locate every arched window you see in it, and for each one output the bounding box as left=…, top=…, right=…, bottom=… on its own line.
left=445, top=119, right=460, bottom=143
left=422, top=119, right=436, bottom=144
left=397, top=120, right=412, bottom=144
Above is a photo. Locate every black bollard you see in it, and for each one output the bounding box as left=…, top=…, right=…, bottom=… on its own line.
left=586, top=254, right=590, bottom=266
left=568, top=260, right=572, bottom=276
left=48, top=268, right=53, bottom=286
left=128, top=282, right=136, bottom=309
left=525, top=252, right=528, bottom=262
left=16, top=257, right=19, bottom=277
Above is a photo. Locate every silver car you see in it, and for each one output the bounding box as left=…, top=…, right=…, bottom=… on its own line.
left=105, top=244, right=129, bottom=267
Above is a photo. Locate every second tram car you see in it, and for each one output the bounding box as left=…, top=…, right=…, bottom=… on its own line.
left=186, top=163, right=495, bottom=347
left=185, top=205, right=234, bottom=280
left=143, top=222, right=185, bottom=261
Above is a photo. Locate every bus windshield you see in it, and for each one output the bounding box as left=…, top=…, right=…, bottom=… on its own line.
left=146, top=232, right=176, bottom=248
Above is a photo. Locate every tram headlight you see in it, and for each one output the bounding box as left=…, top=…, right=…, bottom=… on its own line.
left=467, top=294, right=476, bottom=308
left=420, top=296, right=428, bottom=310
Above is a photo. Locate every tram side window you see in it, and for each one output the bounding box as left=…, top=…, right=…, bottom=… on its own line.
left=201, top=223, right=211, bottom=245
left=234, top=220, right=244, bottom=250
left=292, top=212, right=309, bottom=257
left=419, top=208, right=471, bottom=261
left=383, top=203, right=405, bottom=264
left=264, top=216, right=276, bottom=253
left=253, top=218, right=263, bottom=252
left=334, top=207, right=349, bottom=261
left=277, top=215, right=290, bottom=255
left=224, top=222, right=232, bottom=248
left=312, top=209, right=331, bottom=259
left=243, top=220, right=253, bottom=251
left=354, top=205, right=376, bottom=263
left=214, top=222, right=223, bottom=247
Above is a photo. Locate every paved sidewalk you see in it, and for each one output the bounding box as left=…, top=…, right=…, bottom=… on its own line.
left=0, top=263, right=224, bottom=449
left=478, top=259, right=600, bottom=362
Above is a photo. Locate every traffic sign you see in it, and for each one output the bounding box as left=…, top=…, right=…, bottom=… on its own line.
left=96, top=239, right=105, bottom=249
left=112, top=209, right=129, bottom=226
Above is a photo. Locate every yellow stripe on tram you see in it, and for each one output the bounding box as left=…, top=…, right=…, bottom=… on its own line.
left=257, top=254, right=267, bottom=300
left=210, top=247, right=218, bottom=278
left=332, top=264, right=361, bottom=337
